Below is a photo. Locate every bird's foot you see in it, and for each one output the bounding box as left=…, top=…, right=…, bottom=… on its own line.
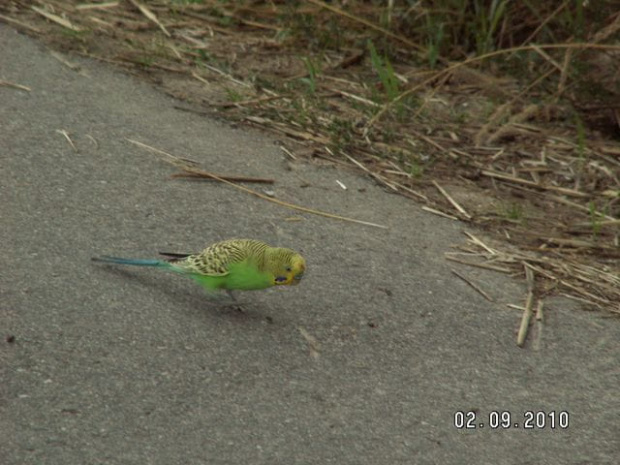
left=225, top=290, right=246, bottom=312
left=205, top=291, right=246, bottom=311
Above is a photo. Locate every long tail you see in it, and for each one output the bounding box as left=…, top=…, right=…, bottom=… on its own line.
left=92, top=256, right=167, bottom=267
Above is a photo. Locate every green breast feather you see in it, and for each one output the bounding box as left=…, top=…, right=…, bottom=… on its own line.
left=191, top=260, right=274, bottom=291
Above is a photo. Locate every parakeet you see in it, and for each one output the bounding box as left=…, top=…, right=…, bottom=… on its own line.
left=92, top=239, right=306, bottom=297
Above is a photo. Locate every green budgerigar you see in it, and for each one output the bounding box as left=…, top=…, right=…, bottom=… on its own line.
left=92, top=239, right=306, bottom=298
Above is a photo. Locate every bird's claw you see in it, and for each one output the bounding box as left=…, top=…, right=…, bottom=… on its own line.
left=205, top=291, right=246, bottom=311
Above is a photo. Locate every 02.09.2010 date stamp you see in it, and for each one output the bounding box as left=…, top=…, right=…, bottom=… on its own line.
left=454, top=410, right=569, bottom=430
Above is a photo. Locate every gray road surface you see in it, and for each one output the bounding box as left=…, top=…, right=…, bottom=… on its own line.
left=2, top=25, right=619, bottom=464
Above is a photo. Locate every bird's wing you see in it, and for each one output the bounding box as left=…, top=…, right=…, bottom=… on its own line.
left=174, top=242, right=248, bottom=277
left=165, top=240, right=268, bottom=277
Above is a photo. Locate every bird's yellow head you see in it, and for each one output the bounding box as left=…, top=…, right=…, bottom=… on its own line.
left=271, top=250, right=306, bottom=286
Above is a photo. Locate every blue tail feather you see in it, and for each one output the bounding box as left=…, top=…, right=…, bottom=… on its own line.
left=92, top=256, right=164, bottom=267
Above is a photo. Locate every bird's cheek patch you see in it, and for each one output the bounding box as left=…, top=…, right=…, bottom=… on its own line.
left=275, top=276, right=288, bottom=285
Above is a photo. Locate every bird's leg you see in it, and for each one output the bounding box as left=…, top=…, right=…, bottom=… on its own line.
left=225, top=290, right=246, bottom=313
left=204, top=290, right=245, bottom=311
left=204, top=291, right=235, bottom=305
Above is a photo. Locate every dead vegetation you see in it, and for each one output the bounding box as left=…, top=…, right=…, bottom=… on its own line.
left=2, top=1, right=619, bottom=319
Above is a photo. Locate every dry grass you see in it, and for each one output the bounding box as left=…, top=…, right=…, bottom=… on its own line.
left=2, top=0, right=618, bottom=319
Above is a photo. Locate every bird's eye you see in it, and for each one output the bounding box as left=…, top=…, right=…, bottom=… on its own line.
left=285, top=266, right=292, bottom=272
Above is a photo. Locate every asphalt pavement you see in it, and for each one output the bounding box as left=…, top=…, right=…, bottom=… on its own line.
left=2, top=24, right=619, bottom=464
